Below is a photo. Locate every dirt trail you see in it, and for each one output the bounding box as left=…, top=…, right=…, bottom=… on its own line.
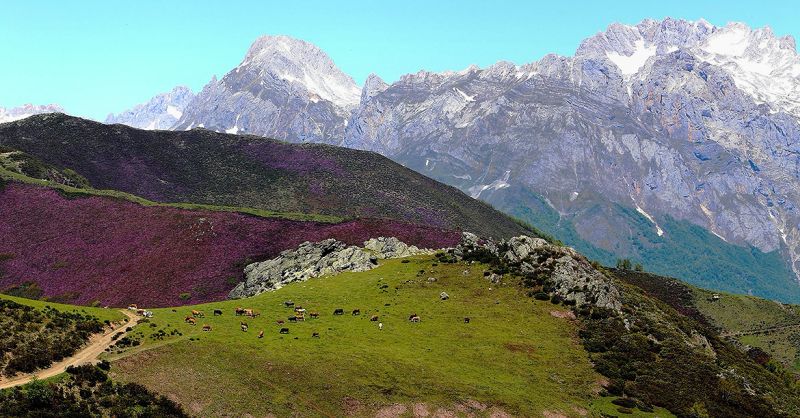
left=0, top=310, right=138, bottom=390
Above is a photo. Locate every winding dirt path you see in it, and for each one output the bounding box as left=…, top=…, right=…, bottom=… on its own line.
left=0, top=310, right=138, bottom=390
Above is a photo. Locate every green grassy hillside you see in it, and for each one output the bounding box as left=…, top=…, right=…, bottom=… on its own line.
left=83, top=256, right=668, bottom=417
left=692, top=288, right=800, bottom=372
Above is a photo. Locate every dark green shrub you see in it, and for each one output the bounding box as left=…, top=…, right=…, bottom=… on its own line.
left=533, top=292, right=550, bottom=301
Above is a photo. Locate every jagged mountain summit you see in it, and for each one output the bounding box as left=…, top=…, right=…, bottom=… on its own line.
left=104, top=86, right=194, bottom=130
left=172, top=35, right=359, bottom=142
left=99, top=19, right=800, bottom=301
left=340, top=18, right=800, bottom=301
left=0, top=104, right=65, bottom=124
left=580, top=18, right=800, bottom=118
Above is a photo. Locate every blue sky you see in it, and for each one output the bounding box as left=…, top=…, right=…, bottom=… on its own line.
left=1, top=0, right=797, bottom=120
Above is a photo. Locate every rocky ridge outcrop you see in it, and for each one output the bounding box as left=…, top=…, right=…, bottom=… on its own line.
left=451, top=233, right=623, bottom=312
left=229, top=237, right=435, bottom=298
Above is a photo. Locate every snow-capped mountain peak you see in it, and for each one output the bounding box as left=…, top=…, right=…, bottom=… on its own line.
left=237, top=35, right=361, bottom=108
left=579, top=18, right=800, bottom=118
left=0, top=104, right=65, bottom=124
left=105, top=86, right=195, bottom=130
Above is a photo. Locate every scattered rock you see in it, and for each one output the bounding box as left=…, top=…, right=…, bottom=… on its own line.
left=363, top=236, right=435, bottom=259
left=427, top=277, right=437, bottom=283
left=550, top=310, right=577, bottom=320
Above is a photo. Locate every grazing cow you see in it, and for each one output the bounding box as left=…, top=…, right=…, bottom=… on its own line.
left=244, top=309, right=254, bottom=317
left=352, top=309, right=361, bottom=316
left=410, top=316, right=421, bottom=323
left=296, top=314, right=305, bottom=322
left=312, top=332, right=320, bottom=338
left=288, top=316, right=298, bottom=323
left=191, top=310, right=204, bottom=317
left=276, top=320, right=285, bottom=325
left=464, top=317, right=470, bottom=324
left=309, top=312, right=319, bottom=319
left=370, top=315, right=379, bottom=322
left=241, top=323, right=249, bottom=332
left=284, top=300, right=294, bottom=307
left=202, top=324, right=212, bottom=332
left=185, top=317, right=196, bottom=325
left=235, top=307, right=246, bottom=316
left=378, top=322, right=383, bottom=331
left=334, top=309, right=344, bottom=315
left=213, top=309, right=223, bottom=316
left=258, top=330, right=264, bottom=339
left=408, top=313, right=418, bottom=321
left=280, top=328, right=289, bottom=334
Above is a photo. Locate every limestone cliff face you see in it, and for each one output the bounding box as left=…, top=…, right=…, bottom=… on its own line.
left=170, top=20, right=800, bottom=296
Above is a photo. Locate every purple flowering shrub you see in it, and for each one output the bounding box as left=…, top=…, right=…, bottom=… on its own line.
left=0, top=183, right=460, bottom=307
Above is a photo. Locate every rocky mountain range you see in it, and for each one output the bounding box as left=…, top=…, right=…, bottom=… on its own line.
left=0, top=104, right=64, bottom=124
left=103, top=18, right=800, bottom=301
left=105, top=86, right=194, bottom=130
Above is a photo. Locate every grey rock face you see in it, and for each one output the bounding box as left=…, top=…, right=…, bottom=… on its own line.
left=363, top=236, right=434, bottom=259
left=174, top=35, right=359, bottom=142
left=342, top=19, right=800, bottom=284
left=230, top=236, right=436, bottom=298
left=105, top=86, right=194, bottom=130
left=230, top=239, right=377, bottom=298
left=453, top=233, right=622, bottom=312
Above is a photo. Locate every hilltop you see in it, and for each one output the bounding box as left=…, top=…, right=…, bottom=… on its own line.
left=0, top=114, right=529, bottom=240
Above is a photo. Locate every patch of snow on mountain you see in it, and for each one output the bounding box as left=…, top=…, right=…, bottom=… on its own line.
left=469, top=171, right=511, bottom=199
left=635, top=204, right=664, bottom=236
left=607, top=40, right=657, bottom=75
left=453, top=87, right=476, bottom=102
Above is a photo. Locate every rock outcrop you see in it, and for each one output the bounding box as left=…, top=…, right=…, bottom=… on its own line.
left=230, top=239, right=377, bottom=298
left=363, top=236, right=434, bottom=258
left=451, top=233, right=623, bottom=312
left=229, top=237, right=437, bottom=298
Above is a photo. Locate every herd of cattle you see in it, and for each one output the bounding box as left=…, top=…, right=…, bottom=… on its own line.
left=178, top=300, right=470, bottom=338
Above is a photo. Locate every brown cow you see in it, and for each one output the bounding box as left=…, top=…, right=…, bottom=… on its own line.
left=276, top=319, right=285, bottom=325
left=202, top=324, right=212, bottom=332
left=191, top=310, right=204, bottom=317
left=235, top=307, right=246, bottom=316
left=258, top=330, right=264, bottom=339
left=309, top=312, right=319, bottom=319
left=185, top=317, right=196, bottom=325
left=370, top=315, right=379, bottom=322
